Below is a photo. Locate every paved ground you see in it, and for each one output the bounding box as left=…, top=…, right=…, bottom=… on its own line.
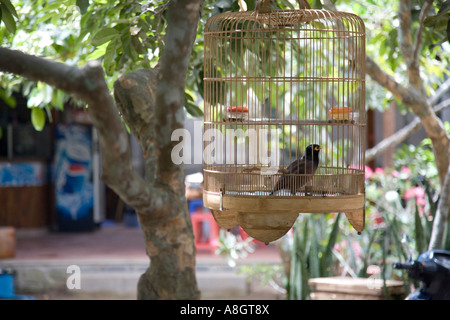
left=1, top=224, right=285, bottom=300
left=11, top=224, right=149, bottom=260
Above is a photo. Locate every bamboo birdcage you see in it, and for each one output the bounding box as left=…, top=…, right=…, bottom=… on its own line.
left=202, top=0, right=366, bottom=244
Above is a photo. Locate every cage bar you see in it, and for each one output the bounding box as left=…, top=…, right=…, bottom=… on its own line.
left=203, top=0, right=366, bottom=244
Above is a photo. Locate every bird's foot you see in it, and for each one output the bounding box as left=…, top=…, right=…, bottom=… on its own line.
left=304, top=186, right=313, bottom=195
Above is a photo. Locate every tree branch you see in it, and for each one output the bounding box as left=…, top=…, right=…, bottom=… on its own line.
left=154, top=0, right=202, bottom=185
left=429, top=162, right=450, bottom=250
left=114, top=69, right=156, bottom=141
left=365, top=55, right=428, bottom=114
left=411, top=0, right=434, bottom=68
left=113, top=68, right=159, bottom=182
left=0, top=47, right=90, bottom=97
left=398, top=0, right=413, bottom=64
left=404, top=0, right=433, bottom=92
left=324, top=0, right=450, bottom=253
left=365, top=38, right=449, bottom=184
left=0, top=47, right=152, bottom=214
left=366, top=98, right=450, bottom=162
left=429, top=77, right=450, bottom=106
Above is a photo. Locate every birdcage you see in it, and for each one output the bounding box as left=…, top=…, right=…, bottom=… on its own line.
left=202, top=0, right=366, bottom=244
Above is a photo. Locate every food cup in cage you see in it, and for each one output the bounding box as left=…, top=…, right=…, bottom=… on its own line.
left=328, top=106, right=354, bottom=121
left=225, top=106, right=249, bottom=121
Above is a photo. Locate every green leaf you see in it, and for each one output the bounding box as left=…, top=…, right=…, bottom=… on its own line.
left=31, top=107, right=46, bottom=131
left=86, top=42, right=108, bottom=60
left=91, top=27, right=120, bottom=46
left=309, top=222, right=320, bottom=278
left=103, top=37, right=119, bottom=76
left=185, top=102, right=203, bottom=117
left=280, top=0, right=295, bottom=10
left=289, top=226, right=303, bottom=299
left=131, top=35, right=147, bottom=54
left=447, top=18, right=450, bottom=43
left=320, top=213, right=341, bottom=276
left=120, top=29, right=137, bottom=60
left=0, top=89, right=16, bottom=108
left=425, top=0, right=450, bottom=27
left=312, top=0, right=323, bottom=9
left=35, top=11, right=55, bottom=24
left=414, top=204, right=425, bottom=253
left=438, top=0, right=450, bottom=16
left=39, top=1, right=62, bottom=13
left=76, top=0, right=89, bottom=14
left=300, top=218, right=309, bottom=253
left=0, top=3, right=15, bottom=33
left=79, top=10, right=95, bottom=41
left=51, top=89, right=65, bottom=110
left=0, top=0, right=17, bottom=18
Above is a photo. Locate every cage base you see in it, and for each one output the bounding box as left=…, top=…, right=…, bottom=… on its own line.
left=344, top=209, right=365, bottom=234
left=211, top=209, right=239, bottom=230
left=204, top=191, right=365, bottom=243
left=203, top=191, right=364, bottom=213
left=237, top=211, right=299, bottom=244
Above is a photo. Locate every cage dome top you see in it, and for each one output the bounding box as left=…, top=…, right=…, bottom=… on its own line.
left=205, top=0, right=365, bottom=31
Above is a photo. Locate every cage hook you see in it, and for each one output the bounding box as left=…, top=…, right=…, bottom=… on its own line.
left=219, top=187, right=224, bottom=211
left=256, top=0, right=310, bottom=12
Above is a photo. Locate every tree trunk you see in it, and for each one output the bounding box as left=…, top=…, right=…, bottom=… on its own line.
left=429, top=164, right=450, bottom=250
left=382, top=102, right=396, bottom=167
left=363, top=0, right=450, bottom=249
left=138, top=212, right=199, bottom=299
left=114, top=68, right=200, bottom=299
left=0, top=0, right=204, bottom=299
left=110, top=0, right=204, bottom=299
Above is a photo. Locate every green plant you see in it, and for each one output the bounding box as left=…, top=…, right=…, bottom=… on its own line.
left=286, top=213, right=343, bottom=299
left=215, top=228, right=256, bottom=267
left=233, top=131, right=447, bottom=299
left=238, top=263, right=286, bottom=295
left=223, top=213, right=344, bottom=299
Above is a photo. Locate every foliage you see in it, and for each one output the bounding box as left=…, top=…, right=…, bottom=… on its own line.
left=0, top=0, right=18, bottom=34
left=1, top=0, right=449, bottom=126
left=1, top=0, right=95, bottom=130
left=424, top=0, right=450, bottom=48
left=286, top=213, right=342, bottom=299
left=221, top=213, right=345, bottom=300
left=0, top=0, right=356, bottom=129
left=238, top=262, right=286, bottom=294
left=0, top=0, right=211, bottom=132
left=221, top=124, right=449, bottom=299
left=336, top=0, right=450, bottom=113
left=215, top=228, right=256, bottom=267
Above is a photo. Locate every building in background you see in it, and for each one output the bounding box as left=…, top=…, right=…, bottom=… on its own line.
left=0, top=92, right=104, bottom=231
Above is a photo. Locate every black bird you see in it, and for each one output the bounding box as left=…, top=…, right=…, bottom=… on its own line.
left=271, top=144, right=321, bottom=195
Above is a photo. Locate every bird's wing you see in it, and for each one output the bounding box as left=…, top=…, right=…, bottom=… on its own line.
left=285, top=155, right=304, bottom=173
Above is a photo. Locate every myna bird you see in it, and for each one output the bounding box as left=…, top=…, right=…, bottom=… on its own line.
left=271, top=144, right=321, bottom=195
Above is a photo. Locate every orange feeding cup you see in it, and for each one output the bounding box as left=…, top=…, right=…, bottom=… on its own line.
left=328, top=106, right=353, bottom=120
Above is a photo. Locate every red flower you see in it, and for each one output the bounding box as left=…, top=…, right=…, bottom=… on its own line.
left=404, top=186, right=426, bottom=216
left=365, top=166, right=373, bottom=179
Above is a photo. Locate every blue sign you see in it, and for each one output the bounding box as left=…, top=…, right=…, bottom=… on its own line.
left=54, top=124, right=94, bottom=231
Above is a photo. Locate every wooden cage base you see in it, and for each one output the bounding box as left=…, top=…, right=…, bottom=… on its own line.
left=205, top=191, right=365, bottom=244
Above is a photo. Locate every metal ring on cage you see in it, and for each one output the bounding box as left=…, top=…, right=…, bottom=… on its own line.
left=256, top=0, right=311, bottom=11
